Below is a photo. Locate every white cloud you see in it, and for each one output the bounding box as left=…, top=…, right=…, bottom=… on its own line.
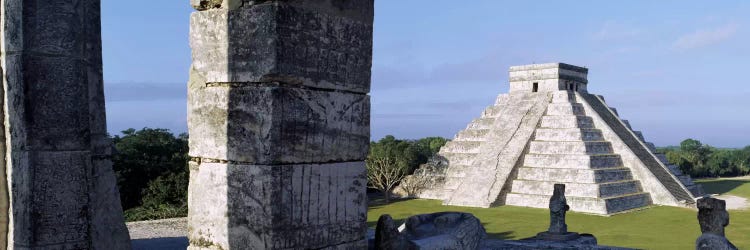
left=672, top=23, right=738, bottom=50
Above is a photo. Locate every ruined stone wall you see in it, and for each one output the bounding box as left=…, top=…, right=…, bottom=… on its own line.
left=0, top=0, right=130, bottom=248
left=187, top=1, right=373, bottom=249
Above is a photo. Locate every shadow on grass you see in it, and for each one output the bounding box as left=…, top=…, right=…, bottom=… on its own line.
left=487, top=231, right=515, bottom=240
left=368, top=197, right=417, bottom=209
left=698, top=179, right=750, bottom=195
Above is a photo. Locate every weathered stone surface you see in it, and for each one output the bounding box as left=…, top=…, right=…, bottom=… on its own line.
left=90, top=158, right=132, bottom=250
left=548, top=184, right=569, bottom=234
left=0, top=0, right=131, bottom=248
left=399, top=212, right=486, bottom=250
left=374, top=214, right=404, bottom=250
left=188, top=79, right=370, bottom=164
left=23, top=55, right=90, bottom=151
left=188, top=161, right=367, bottom=249
left=696, top=197, right=737, bottom=250
left=190, top=1, right=373, bottom=93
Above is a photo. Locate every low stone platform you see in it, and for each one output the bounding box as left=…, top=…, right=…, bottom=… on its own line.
left=479, top=237, right=632, bottom=250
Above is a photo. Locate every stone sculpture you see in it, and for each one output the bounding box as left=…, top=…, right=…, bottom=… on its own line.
left=0, top=1, right=130, bottom=249
left=186, top=0, right=374, bottom=249
left=403, top=62, right=703, bottom=215
left=536, top=184, right=581, bottom=241
left=548, top=184, right=570, bottom=234
left=696, top=197, right=737, bottom=250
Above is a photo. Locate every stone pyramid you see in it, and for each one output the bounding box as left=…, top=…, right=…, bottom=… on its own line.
left=405, top=63, right=703, bottom=215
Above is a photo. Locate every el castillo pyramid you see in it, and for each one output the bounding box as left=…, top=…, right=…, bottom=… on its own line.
left=405, top=63, right=704, bottom=215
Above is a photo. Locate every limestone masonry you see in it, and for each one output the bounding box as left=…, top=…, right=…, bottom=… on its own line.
left=0, top=0, right=130, bottom=249
left=404, top=63, right=704, bottom=215
left=187, top=0, right=373, bottom=249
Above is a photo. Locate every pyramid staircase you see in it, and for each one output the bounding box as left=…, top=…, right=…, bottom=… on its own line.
left=504, top=91, right=652, bottom=214
left=417, top=94, right=512, bottom=200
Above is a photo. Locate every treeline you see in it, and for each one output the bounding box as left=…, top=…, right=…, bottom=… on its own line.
left=112, top=128, right=189, bottom=221
left=660, top=139, right=750, bottom=178
left=112, top=129, right=450, bottom=220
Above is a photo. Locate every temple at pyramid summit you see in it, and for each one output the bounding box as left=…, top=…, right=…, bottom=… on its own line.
left=402, top=63, right=704, bottom=215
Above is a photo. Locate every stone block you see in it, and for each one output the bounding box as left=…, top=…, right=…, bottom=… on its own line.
left=540, top=115, right=594, bottom=129
left=528, top=141, right=613, bottom=155
left=22, top=0, right=85, bottom=56
left=524, top=154, right=623, bottom=169
left=516, top=167, right=632, bottom=184
left=188, top=161, right=367, bottom=249
left=193, top=0, right=375, bottom=23
left=23, top=56, right=90, bottom=151
left=546, top=103, right=585, bottom=116
left=89, top=158, right=131, bottom=250
left=534, top=128, right=603, bottom=142
left=189, top=2, right=373, bottom=93
left=439, top=141, right=481, bottom=154
left=188, top=82, right=370, bottom=164
left=29, top=151, right=90, bottom=248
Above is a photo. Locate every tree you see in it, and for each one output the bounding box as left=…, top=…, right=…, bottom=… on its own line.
left=113, top=128, right=189, bottom=210
left=366, top=155, right=407, bottom=203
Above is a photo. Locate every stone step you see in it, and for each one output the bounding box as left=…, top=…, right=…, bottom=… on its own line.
left=481, top=106, right=504, bottom=118
left=633, top=131, right=645, bottom=142
left=645, top=142, right=657, bottom=152
left=505, top=192, right=652, bottom=215
left=455, top=129, right=490, bottom=142
left=552, top=91, right=576, bottom=103
left=546, top=103, right=585, bottom=116
left=677, top=175, right=695, bottom=186
left=656, top=153, right=670, bottom=164
left=666, top=165, right=685, bottom=176
left=495, top=94, right=509, bottom=106
left=444, top=164, right=476, bottom=178
left=440, top=152, right=478, bottom=166
left=621, top=119, right=632, bottom=130
left=516, top=167, right=633, bottom=184
left=540, top=115, right=594, bottom=129
left=442, top=176, right=464, bottom=190
left=523, top=154, right=623, bottom=169
left=466, top=118, right=494, bottom=130
left=534, top=128, right=603, bottom=141
left=440, top=141, right=481, bottom=154
left=510, top=179, right=642, bottom=198
left=528, top=141, right=613, bottom=155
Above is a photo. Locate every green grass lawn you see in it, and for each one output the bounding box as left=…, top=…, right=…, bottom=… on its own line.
left=368, top=178, right=750, bottom=249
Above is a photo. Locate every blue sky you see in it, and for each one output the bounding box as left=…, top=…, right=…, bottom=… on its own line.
left=102, top=1, right=750, bottom=147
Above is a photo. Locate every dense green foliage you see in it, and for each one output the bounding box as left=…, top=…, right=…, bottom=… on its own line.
left=660, top=139, right=750, bottom=178
left=368, top=178, right=750, bottom=250
left=366, top=136, right=448, bottom=202
left=113, top=128, right=189, bottom=221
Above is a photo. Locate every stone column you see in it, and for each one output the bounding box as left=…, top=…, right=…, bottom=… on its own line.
left=0, top=0, right=131, bottom=249
left=187, top=1, right=373, bottom=249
